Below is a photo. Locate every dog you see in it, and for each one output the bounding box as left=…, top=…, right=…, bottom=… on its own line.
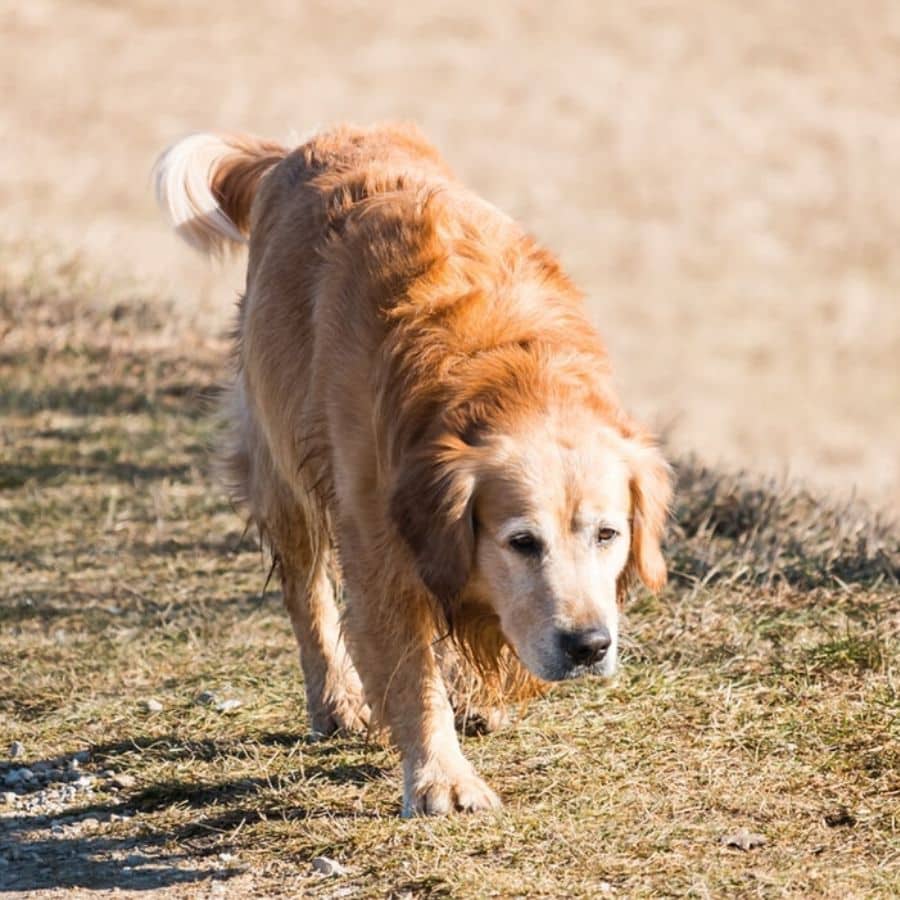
left=154, top=123, right=672, bottom=816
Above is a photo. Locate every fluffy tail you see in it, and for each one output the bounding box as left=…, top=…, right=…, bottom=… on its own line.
left=153, top=133, right=288, bottom=256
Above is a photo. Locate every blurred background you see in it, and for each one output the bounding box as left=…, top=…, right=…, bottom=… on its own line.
left=2, top=0, right=898, bottom=511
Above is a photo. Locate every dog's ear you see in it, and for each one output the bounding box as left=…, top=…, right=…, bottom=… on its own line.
left=621, top=439, right=672, bottom=597
left=390, top=438, right=477, bottom=612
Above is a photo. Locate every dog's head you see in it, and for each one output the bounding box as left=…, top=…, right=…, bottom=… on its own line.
left=391, top=407, right=672, bottom=681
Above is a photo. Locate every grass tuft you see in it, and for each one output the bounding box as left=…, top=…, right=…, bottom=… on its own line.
left=672, top=460, right=899, bottom=591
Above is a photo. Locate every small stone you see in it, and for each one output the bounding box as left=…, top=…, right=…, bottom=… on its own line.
left=196, top=690, right=218, bottom=705
left=218, top=852, right=237, bottom=863
left=68, top=758, right=80, bottom=772
left=721, top=828, right=766, bottom=851
left=73, top=775, right=95, bottom=790
left=9, top=741, right=24, bottom=759
left=1, top=791, right=17, bottom=805
left=311, top=856, right=347, bottom=876
left=214, top=698, right=242, bottom=713
left=139, top=698, right=163, bottom=713
left=110, top=773, right=136, bottom=790
left=79, top=815, right=100, bottom=829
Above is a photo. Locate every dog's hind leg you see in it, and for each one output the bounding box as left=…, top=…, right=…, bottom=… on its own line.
left=223, top=392, right=368, bottom=736
left=276, top=541, right=369, bottom=736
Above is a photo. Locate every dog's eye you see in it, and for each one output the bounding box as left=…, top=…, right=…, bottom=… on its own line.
left=508, top=533, right=543, bottom=558
left=596, top=526, right=619, bottom=545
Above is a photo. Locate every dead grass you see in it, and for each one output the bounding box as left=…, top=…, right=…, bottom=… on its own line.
left=0, top=259, right=897, bottom=897
left=3, top=1, right=900, bottom=508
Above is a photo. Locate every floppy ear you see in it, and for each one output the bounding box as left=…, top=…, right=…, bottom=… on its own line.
left=622, top=440, right=673, bottom=596
left=389, top=440, right=477, bottom=613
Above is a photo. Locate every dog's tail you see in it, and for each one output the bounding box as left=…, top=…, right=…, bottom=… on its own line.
left=153, top=133, right=288, bottom=256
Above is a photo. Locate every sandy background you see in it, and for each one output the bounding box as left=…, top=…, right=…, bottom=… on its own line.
left=2, top=0, right=898, bottom=511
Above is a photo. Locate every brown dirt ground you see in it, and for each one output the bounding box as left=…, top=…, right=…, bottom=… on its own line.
left=1, top=0, right=899, bottom=510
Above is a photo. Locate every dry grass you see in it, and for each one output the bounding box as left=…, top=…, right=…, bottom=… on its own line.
left=2, top=0, right=900, bottom=507
left=1, top=259, right=898, bottom=897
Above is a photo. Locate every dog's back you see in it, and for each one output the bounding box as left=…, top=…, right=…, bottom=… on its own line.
left=156, top=122, right=459, bottom=504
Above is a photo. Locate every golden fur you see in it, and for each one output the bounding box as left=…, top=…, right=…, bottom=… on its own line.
left=154, top=123, right=672, bottom=816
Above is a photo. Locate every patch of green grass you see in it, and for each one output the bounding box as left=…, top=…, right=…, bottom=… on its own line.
left=1, top=260, right=898, bottom=897
left=802, top=634, right=889, bottom=674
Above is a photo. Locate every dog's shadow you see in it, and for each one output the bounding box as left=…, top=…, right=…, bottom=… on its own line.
left=0, top=733, right=385, bottom=892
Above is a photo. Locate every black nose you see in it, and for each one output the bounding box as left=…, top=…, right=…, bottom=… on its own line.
left=560, top=627, right=612, bottom=667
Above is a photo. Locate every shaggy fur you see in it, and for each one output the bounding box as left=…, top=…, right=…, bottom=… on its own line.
left=154, top=122, right=672, bottom=816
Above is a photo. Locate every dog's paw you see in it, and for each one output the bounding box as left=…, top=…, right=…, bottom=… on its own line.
left=402, top=762, right=501, bottom=817
left=455, top=705, right=511, bottom=736
left=308, top=687, right=370, bottom=737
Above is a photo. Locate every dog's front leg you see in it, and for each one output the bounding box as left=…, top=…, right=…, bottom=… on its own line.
left=343, top=588, right=501, bottom=816
left=397, top=652, right=502, bottom=817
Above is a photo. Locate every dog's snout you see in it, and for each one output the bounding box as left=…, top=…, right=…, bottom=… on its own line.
left=561, top=627, right=611, bottom=667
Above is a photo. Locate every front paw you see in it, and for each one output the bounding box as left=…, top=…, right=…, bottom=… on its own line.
left=402, top=758, right=501, bottom=817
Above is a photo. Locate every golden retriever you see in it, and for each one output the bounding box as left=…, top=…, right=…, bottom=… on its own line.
left=154, top=123, right=672, bottom=816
